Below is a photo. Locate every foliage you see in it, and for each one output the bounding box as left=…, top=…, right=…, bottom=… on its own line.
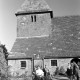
left=0, top=73, right=8, bottom=80
left=59, top=66, right=66, bottom=75
left=0, top=44, right=8, bottom=59
left=54, top=67, right=59, bottom=75
left=0, top=44, right=8, bottom=80
left=54, top=66, right=66, bottom=76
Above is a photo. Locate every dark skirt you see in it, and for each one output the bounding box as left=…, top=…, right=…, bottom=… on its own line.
left=67, top=68, right=73, bottom=77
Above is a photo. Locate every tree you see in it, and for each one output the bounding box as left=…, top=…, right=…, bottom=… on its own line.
left=0, top=44, right=8, bottom=59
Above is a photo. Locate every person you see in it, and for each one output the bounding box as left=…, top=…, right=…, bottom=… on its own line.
left=43, top=65, right=48, bottom=77
left=73, top=61, right=79, bottom=80
left=43, top=65, right=52, bottom=80
left=66, top=63, right=73, bottom=79
left=69, top=63, right=73, bottom=80
left=33, top=67, right=38, bottom=80
left=44, top=65, right=49, bottom=74
left=77, top=61, right=80, bottom=80
left=36, top=66, right=44, bottom=77
left=67, top=63, right=71, bottom=69
left=35, top=66, right=44, bottom=80
left=43, top=67, right=46, bottom=77
left=70, top=62, right=74, bottom=80
left=46, top=70, right=52, bottom=80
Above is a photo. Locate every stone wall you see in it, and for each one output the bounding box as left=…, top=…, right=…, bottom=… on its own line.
left=17, top=13, right=52, bottom=37
left=44, top=58, right=72, bottom=75
left=16, top=0, right=51, bottom=14
left=8, top=59, right=32, bottom=77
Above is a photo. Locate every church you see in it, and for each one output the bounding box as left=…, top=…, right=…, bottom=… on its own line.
left=7, top=0, right=80, bottom=79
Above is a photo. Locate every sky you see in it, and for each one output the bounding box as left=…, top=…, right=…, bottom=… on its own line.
left=0, top=0, right=80, bottom=52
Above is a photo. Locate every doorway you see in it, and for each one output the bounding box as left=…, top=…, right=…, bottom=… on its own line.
left=34, top=59, right=43, bottom=69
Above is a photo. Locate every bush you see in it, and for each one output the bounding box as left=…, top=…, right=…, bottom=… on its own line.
left=59, top=66, right=66, bottom=75
left=54, top=67, right=59, bottom=75
left=54, top=66, right=66, bottom=76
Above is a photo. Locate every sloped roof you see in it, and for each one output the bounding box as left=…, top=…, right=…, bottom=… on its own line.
left=16, top=0, right=51, bottom=14
left=10, top=37, right=50, bottom=58
left=52, top=15, right=80, bottom=52
left=10, top=15, right=80, bottom=59
left=8, top=52, right=27, bottom=59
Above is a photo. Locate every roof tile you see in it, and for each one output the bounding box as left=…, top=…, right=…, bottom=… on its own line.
left=10, top=15, right=80, bottom=58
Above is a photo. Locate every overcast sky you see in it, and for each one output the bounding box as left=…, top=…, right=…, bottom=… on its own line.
left=0, top=0, right=80, bottom=51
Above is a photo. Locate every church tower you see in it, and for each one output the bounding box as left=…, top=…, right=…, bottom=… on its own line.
left=11, top=0, right=53, bottom=54
left=9, top=0, right=53, bottom=77
left=16, top=0, right=53, bottom=38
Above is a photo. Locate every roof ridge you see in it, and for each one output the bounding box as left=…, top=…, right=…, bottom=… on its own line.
left=53, top=15, right=80, bottom=18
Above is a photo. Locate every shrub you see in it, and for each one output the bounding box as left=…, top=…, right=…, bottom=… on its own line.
left=54, top=67, right=59, bottom=75
left=59, top=66, right=66, bottom=75
left=54, top=66, right=66, bottom=76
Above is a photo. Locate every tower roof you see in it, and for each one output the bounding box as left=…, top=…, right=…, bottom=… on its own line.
left=16, top=0, right=52, bottom=14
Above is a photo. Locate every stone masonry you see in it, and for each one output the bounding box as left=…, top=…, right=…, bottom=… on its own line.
left=17, top=13, right=52, bottom=37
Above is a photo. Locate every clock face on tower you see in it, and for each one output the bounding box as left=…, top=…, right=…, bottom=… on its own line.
left=17, top=13, right=51, bottom=37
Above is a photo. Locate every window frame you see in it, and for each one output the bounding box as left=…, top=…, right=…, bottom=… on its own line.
left=20, top=61, right=26, bottom=69
left=31, top=16, right=33, bottom=22
left=51, top=60, right=57, bottom=66
left=31, top=15, right=36, bottom=22
left=34, top=15, right=36, bottom=22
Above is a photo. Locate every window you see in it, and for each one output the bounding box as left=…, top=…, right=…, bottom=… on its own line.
left=21, top=61, right=26, bottom=68
left=34, top=15, right=36, bottom=22
left=31, top=16, right=33, bottom=22
left=31, top=15, right=36, bottom=22
left=51, top=60, right=57, bottom=66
